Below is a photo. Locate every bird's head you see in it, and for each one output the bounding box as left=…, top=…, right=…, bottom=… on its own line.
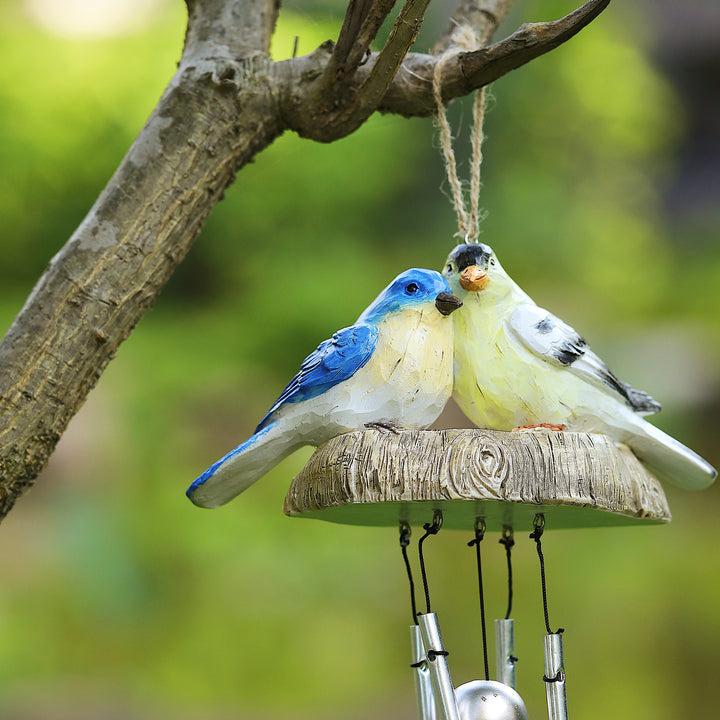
left=442, top=243, right=499, bottom=291
left=358, top=268, right=462, bottom=325
left=443, top=243, right=515, bottom=300
left=443, top=243, right=528, bottom=308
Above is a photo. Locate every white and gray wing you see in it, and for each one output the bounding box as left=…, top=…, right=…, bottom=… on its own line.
left=507, top=304, right=661, bottom=416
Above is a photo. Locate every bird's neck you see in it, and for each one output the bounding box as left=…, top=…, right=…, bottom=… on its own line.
left=476, top=275, right=531, bottom=315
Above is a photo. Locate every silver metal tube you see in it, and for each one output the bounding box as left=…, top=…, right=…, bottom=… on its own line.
left=543, top=633, right=569, bottom=720
left=417, top=613, right=461, bottom=720
left=494, top=618, right=517, bottom=690
left=411, top=624, right=437, bottom=720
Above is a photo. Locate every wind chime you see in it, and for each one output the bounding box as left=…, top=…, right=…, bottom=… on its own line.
left=284, top=424, right=672, bottom=720
left=281, top=30, right=675, bottom=720
left=187, top=22, right=715, bottom=720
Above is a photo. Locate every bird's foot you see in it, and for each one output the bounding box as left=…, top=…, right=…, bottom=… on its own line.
left=365, top=421, right=404, bottom=434
left=512, top=423, right=566, bottom=432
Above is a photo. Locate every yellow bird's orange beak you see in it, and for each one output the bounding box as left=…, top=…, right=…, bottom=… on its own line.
left=459, top=265, right=489, bottom=292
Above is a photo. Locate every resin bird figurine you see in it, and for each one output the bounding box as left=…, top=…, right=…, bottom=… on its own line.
left=187, top=268, right=463, bottom=508
left=442, top=242, right=716, bottom=490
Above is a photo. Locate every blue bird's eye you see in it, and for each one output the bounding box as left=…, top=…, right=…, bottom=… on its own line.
left=405, top=282, right=419, bottom=294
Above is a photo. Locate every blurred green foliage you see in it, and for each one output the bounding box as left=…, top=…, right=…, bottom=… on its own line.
left=1, top=1, right=719, bottom=719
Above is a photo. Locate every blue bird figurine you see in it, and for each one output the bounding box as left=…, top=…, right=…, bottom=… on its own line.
left=187, top=268, right=462, bottom=508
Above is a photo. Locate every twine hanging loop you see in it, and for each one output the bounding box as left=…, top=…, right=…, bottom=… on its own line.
left=432, top=26, right=488, bottom=243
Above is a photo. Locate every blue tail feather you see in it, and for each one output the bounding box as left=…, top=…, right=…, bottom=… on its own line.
left=186, top=423, right=275, bottom=500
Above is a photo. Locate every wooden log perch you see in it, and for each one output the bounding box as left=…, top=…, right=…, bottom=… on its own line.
left=284, top=429, right=671, bottom=531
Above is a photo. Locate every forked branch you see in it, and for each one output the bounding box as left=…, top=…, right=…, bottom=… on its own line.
left=354, top=0, right=434, bottom=114
left=301, top=0, right=434, bottom=141
left=282, top=0, right=611, bottom=137
left=334, top=0, right=397, bottom=75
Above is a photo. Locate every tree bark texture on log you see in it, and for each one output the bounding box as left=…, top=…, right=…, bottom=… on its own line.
left=284, top=430, right=671, bottom=530
left=0, top=0, right=611, bottom=519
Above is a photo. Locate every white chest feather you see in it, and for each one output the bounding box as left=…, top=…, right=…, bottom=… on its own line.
left=280, top=307, right=454, bottom=442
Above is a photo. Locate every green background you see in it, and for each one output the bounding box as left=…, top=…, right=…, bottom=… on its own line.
left=1, top=0, right=719, bottom=718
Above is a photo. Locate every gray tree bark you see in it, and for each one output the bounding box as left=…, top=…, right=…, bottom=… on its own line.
left=0, top=0, right=610, bottom=519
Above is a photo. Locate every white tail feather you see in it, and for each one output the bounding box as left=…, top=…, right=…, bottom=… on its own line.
left=624, top=420, right=716, bottom=491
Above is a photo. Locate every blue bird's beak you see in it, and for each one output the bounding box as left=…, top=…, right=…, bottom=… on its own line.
left=435, top=291, right=463, bottom=316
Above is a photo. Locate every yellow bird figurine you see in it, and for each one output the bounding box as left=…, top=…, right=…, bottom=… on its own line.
left=443, top=242, right=716, bottom=490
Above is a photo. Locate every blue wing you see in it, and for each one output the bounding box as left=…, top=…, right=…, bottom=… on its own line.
left=255, top=323, right=379, bottom=432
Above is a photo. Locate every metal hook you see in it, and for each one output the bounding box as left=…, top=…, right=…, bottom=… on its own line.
left=424, top=509, right=443, bottom=534
left=400, top=521, right=412, bottom=548
left=532, top=512, right=545, bottom=535
left=500, top=525, right=515, bottom=547
left=418, top=510, right=443, bottom=614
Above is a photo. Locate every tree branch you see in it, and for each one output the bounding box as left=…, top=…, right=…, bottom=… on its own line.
left=339, top=0, right=398, bottom=76
left=357, top=0, right=434, bottom=111
left=432, top=0, right=515, bottom=54
left=335, top=0, right=383, bottom=68
left=378, top=0, right=612, bottom=116
left=280, top=0, right=611, bottom=136
left=0, top=0, right=283, bottom=518
left=184, top=0, right=280, bottom=57
left=284, top=0, right=434, bottom=141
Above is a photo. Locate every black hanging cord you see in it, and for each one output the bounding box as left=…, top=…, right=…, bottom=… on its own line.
left=467, top=517, right=489, bottom=681
left=544, top=670, right=565, bottom=683
left=399, top=522, right=418, bottom=624
left=418, top=510, right=443, bottom=614
left=499, top=526, right=515, bottom=620
left=529, top=513, right=564, bottom=636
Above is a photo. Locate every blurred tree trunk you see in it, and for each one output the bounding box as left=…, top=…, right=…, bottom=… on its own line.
left=0, top=0, right=609, bottom=519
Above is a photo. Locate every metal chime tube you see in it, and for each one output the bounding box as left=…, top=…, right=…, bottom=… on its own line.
left=543, top=633, right=569, bottom=720
left=417, top=613, right=461, bottom=720
left=411, top=624, right=437, bottom=720
left=494, top=618, right=517, bottom=690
